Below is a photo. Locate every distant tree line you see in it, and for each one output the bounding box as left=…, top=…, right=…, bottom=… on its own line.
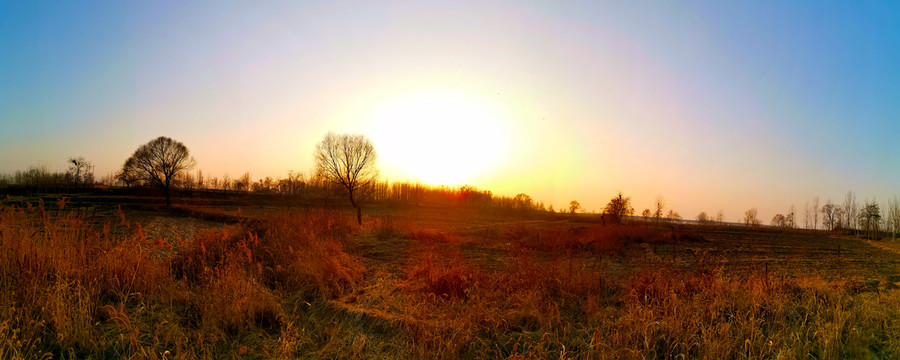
left=747, top=190, right=900, bottom=240
left=5, top=136, right=900, bottom=238
left=0, top=157, right=94, bottom=193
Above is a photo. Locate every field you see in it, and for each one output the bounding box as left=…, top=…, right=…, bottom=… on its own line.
left=3, top=193, right=900, bottom=359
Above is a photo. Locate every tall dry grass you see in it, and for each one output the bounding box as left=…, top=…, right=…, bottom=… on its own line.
left=2, top=199, right=900, bottom=358
left=0, top=199, right=364, bottom=359
left=327, top=220, right=900, bottom=359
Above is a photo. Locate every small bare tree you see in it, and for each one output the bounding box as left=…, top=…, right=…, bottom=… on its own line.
left=844, top=191, right=858, bottom=233
left=666, top=209, right=682, bottom=222
left=197, top=170, right=205, bottom=189
left=821, top=200, right=840, bottom=231
left=115, top=162, right=140, bottom=187
left=569, top=200, right=581, bottom=214
left=860, top=200, right=882, bottom=239
left=772, top=214, right=787, bottom=227
left=812, top=196, right=820, bottom=230
left=654, top=195, right=665, bottom=222
left=803, top=201, right=811, bottom=229
left=743, top=208, right=760, bottom=227
left=697, top=212, right=709, bottom=223
left=314, top=132, right=378, bottom=225
left=716, top=209, right=725, bottom=223
left=603, top=192, right=634, bottom=224
left=234, top=172, right=251, bottom=192
left=514, top=193, right=534, bottom=210
left=121, top=136, right=195, bottom=206
left=889, top=197, right=900, bottom=240
left=788, top=205, right=796, bottom=228
left=67, top=156, right=94, bottom=187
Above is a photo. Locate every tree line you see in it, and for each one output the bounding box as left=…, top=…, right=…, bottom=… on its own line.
left=0, top=135, right=559, bottom=224
left=5, top=134, right=899, bottom=237
left=735, top=191, right=900, bottom=240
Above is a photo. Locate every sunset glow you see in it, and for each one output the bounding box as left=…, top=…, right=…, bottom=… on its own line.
left=2, top=1, right=900, bottom=220
left=367, top=91, right=511, bottom=186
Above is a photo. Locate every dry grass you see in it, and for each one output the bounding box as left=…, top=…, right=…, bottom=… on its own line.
left=2, top=199, right=900, bottom=358
left=0, top=199, right=363, bottom=359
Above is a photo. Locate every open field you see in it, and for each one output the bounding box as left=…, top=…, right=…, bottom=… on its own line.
left=2, top=194, right=900, bottom=359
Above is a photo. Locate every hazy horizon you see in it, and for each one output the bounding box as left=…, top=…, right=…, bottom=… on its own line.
left=2, top=1, right=900, bottom=222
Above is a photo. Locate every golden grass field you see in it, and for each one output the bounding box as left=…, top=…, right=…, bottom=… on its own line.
left=2, top=197, right=900, bottom=359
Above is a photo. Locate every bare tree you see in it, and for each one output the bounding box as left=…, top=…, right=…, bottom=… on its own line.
left=697, top=212, right=709, bottom=223
left=569, top=200, right=581, bottom=214
left=803, top=201, right=811, bottom=229
left=115, top=163, right=140, bottom=187
left=604, top=192, right=634, bottom=224
left=196, top=169, right=205, bottom=189
left=771, top=214, right=787, bottom=228
left=883, top=199, right=895, bottom=239
left=66, top=156, right=94, bottom=187
left=314, top=132, right=378, bottom=225
left=121, top=136, right=195, bottom=206
left=177, top=172, right=196, bottom=190
left=889, top=197, right=900, bottom=240
left=642, top=208, right=651, bottom=218
left=222, top=173, right=232, bottom=192
left=654, top=195, right=665, bottom=223
left=743, top=208, right=760, bottom=227
left=860, top=200, right=882, bottom=239
left=788, top=205, right=796, bottom=228
left=513, top=193, right=534, bottom=210
left=821, top=200, right=840, bottom=231
left=234, top=172, right=251, bottom=192
left=843, top=191, right=857, bottom=232
left=716, top=209, right=725, bottom=224
left=666, top=209, right=682, bottom=222
left=812, top=196, right=820, bottom=230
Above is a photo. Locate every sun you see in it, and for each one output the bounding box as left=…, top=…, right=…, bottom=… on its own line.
left=367, top=90, right=511, bottom=186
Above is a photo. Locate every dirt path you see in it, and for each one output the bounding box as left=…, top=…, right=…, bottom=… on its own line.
left=865, top=239, right=900, bottom=255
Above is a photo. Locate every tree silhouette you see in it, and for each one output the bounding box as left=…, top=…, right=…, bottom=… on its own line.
left=812, top=196, right=820, bottom=230
left=697, top=212, right=709, bottom=223
left=743, top=208, right=760, bottom=227
left=121, top=136, right=195, bottom=206
left=314, top=132, right=378, bottom=225
left=513, top=193, right=534, bottom=210
left=569, top=200, right=581, bottom=214
left=66, top=156, right=94, bottom=187
left=654, top=195, right=665, bottom=222
left=843, top=191, right=858, bottom=232
left=788, top=205, right=796, bottom=228
left=771, top=214, right=788, bottom=228
left=860, top=200, right=881, bottom=239
left=666, top=209, right=681, bottom=221
left=821, top=200, right=840, bottom=231
left=115, top=162, right=140, bottom=187
left=604, top=192, right=634, bottom=224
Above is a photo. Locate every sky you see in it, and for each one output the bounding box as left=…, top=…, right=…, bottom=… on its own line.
left=2, top=1, right=900, bottom=222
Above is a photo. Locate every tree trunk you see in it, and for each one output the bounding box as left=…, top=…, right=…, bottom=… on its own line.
left=349, top=191, right=362, bottom=225
left=164, top=186, right=171, bottom=206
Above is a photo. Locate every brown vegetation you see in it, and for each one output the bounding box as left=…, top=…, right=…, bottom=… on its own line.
left=2, top=198, right=900, bottom=358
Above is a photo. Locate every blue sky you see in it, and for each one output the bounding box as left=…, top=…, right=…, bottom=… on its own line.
left=1, top=1, right=899, bottom=222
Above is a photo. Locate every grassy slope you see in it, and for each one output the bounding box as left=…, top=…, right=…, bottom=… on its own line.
left=2, top=196, right=900, bottom=359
